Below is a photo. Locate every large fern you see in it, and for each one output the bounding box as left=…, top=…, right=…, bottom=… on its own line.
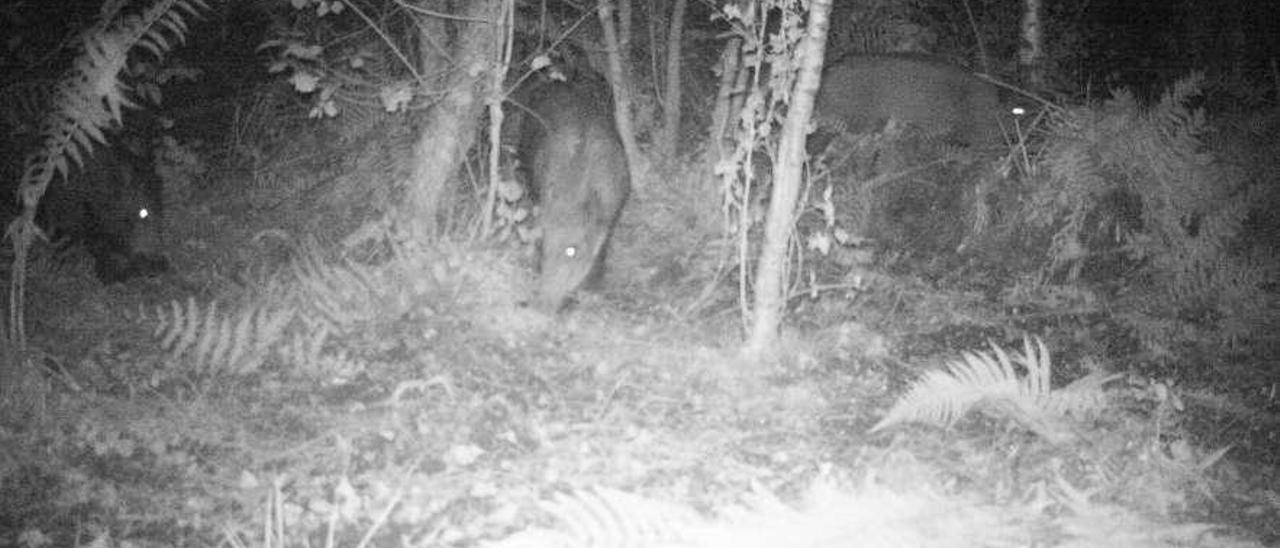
left=1025, top=74, right=1275, bottom=352
left=6, top=0, right=207, bottom=349
left=18, top=0, right=206, bottom=203
left=1033, top=76, right=1215, bottom=274
left=484, top=479, right=1231, bottom=547
left=871, top=338, right=1113, bottom=443
left=146, top=245, right=398, bottom=378
left=151, top=297, right=296, bottom=376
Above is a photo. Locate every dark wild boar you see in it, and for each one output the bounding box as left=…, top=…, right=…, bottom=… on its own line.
left=814, top=54, right=1019, bottom=148
left=518, top=74, right=630, bottom=312
left=35, top=144, right=170, bottom=283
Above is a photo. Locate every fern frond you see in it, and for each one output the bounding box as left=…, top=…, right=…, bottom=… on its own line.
left=487, top=480, right=1043, bottom=548
left=136, top=0, right=209, bottom=58
left=1043, top=369, right=1115, bottom=419
left=872, top=338, right=1107, bottom=443
left=280, top=320, right=332, bottom=371
left=192, top=297, right=220, bottom=370
left=870, top=343, right=1021, bottom=433
left=544, top=488, right=703, bottom=547
left=488, top=488, right=704, bottom=548
left=1026, top=72, right=1256, bottom=290
left=0, top=81, right=57, bottom=134
left=290, top=244, right=386, bottom=332
left=13, top=0, right=210, bottom=219
left=151, top=298, right=296, bottom=375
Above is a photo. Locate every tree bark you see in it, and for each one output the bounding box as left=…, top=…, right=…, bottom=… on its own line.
left=597, top=1, right=641, bottom=188
left=401, top=0, right=502, bottom=242
left=746, top=0, right=832, bottom=354
left=618, top=0, right=632, bottom=61
left=709, top=37, right=742, bottom=158
left=481, top=0, right=515, bottom=239
left=657, top=0, right=686, bottom=163
left=1020, top=0, right=1044, bottom=88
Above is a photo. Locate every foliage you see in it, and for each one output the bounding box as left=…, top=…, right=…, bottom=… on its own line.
left=824, top=0, right=1028, bottom=72
left=711, top=0, right=813, bottom=320
left=151, top=296, right=295, bottom=375
left=486, top=476, right=1249, bottom=548
left=872, top=338, right=1112, bottom=441
left=0, top=391, right=262, bottom=546
left=825, top=0, right=937, bottom=57
left=5, top=238, right=1263, bottom=546
left=1024, top=74, right=1277, bottom=356
left=0, top=80, right=57, bottom=138
left=870, top=336, right=1251, bottom=522
left=487, top=487, right=704, bottom=548
left=145, top=244, right=410, bottom=380
left=714, top=0, right=810, bottom=181
left=260, top=0, right=425, bottom=118
left=18, top=0, right=205, bottom=189
left=5, top=0, right=206, bottom=349
left=0, top=242, right=461, bottom=544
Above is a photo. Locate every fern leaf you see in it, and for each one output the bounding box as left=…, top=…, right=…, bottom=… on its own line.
left=192, top=298, right=218, bottom=371
left=870, top=361, right=1003, bottom=433
left=228, top=306, right=256, bottom=373
left=261, top=307, right=296, bottom=346
left=871, top=337, right=1096, bottom=442
left=151, top=297, right=296, bottom=376
left=154, top=298, right=179, bottom=343
left=209, top=306, right=235, bottom=373
left=175, top=0, right=209, bottom=19
left=170, top=296, right=199, bottom=358
left=541, top=488, right=702, bottom=547
left=1018, top=337, right=1052, bottom=397
left=1043, top=371, right=1114, bottom=419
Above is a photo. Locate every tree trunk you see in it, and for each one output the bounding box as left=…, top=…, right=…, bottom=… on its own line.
left=481, top=0, right=515, bottom=239
left=746, top=0, right=832, bottom=354
left=401, top=0, right=503, bottom=242
left=709, top=37, right=742, bottom=158
left=597, top=1, right=642, bottom=188
left=657, top=0, right=686, bottom=163
left=1019, top=0, right=1044, bottom=88
left=618, top=0, right=632, bottom=61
